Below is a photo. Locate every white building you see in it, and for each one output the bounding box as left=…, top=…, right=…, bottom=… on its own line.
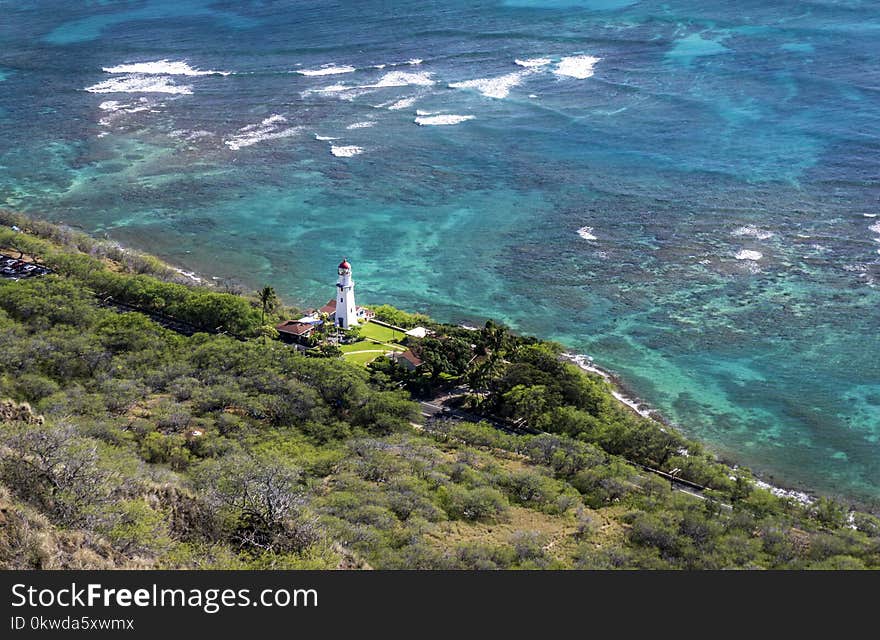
left=334, top=258, right=359, bottom=329
left=307, top=259, right=374, bottom=329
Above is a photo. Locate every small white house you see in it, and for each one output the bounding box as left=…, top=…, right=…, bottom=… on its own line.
left=405, top=326, right=428, bottom=339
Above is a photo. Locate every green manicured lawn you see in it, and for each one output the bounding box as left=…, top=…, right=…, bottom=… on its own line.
left=359, top=321, right=405, bottom=343
left=339, top=341, right=405, bottom=354
left=343, top=350, right=387, bottom=365
left=339, top=342, right=369, bottom=353
left=338, top=321, right=411, bottom=366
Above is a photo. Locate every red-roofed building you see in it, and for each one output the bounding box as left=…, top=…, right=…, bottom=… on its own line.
left=318, top=299, right=337, bottom=316
left=276, top=260, right=377, bottom=349
left=275, top=320, right=316, bottom=345
left=316, top=298, right=374, bottom=326
left=390, top=349, right=423, bottom=371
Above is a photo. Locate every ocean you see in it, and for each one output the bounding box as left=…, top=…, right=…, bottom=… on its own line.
left=1, top=0, right=878, bottom=504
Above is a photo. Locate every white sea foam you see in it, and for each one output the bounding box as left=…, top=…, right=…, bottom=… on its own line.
left=96, top=97, right=155, bottom=125
left=224, top=115, right=300, bottom=150
left=330, top=145, right=363, bottom=157
left=296, top=64, right=356, bottom=76
left=870, top=221, right=880, bottom=256
left=375, top=58, right=423, bottom=69
left=553, top=55, right=601, bottom=79
left=102, top=59, right=230, bottom=76
left=449, top=71, right=527, bottom=99
left=369, top=70, right=435, bottom=87
left=300, top=83, right=370, bottom=100
left=415, top=109, right=435, bottom=116
left=346, top=121, right=375, bottom=129
left=255, top=114, right=287, bottom=127
left=308, top=84, right=348, bottom=93
left=566, top=354, right=656, bottom=419
left=735, top=249, right=763, bottom=261
left=300, top=82, right=376, bottom=101
left=314, top=134, right=339, bottom=141
left=732, top=225, right=774, bottom=240
left=577, top=226, right=597, bottom=241
left=170, top=129, right=214, bottom=141
left=99, top=100, right=122, bottom=111
left=174, top=267, right=203, bottom=283
left=85, top=75, right=193, bottom=94
left=753, top=479, right=814, bottom=506
left=388, top=96, right=417, bottom=110
left=414, top=114, right=475, bottom=126
left=515, top=57, right=552, bottom=68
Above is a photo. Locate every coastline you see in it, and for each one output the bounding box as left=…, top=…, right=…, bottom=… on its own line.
left=561, top=352, right=816, bottom=507
left=0, top=210, right=237, bottom=291
left=0, top=211, right=833, bottom=510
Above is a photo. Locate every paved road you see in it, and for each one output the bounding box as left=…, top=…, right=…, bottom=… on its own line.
left=418, top=401, right=445, bottom=418
left=418, top=399, right=531, bottom=435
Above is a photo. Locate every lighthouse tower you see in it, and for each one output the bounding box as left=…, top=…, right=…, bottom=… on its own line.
left=335, top=258, right=358, bottom=329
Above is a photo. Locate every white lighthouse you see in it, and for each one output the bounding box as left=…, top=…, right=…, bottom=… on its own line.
left=334, top=258, right=358, bottom=329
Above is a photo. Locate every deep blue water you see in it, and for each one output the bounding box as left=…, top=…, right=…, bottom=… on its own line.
left=1, top=1, right=879, bottom=503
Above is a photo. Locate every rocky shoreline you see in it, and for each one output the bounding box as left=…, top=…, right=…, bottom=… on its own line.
left=562, top=352, right=816, bottom=507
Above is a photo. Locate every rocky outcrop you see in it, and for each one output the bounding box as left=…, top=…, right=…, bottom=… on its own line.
left=0, top=400, right=44, bottom=426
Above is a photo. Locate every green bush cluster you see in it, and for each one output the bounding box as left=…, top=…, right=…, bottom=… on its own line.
left=1, top=222, right=878, bottom=570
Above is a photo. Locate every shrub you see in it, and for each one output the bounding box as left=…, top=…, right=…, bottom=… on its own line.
left=436, top=485, right=507, bottom=521
left=628, top=512, right=682, bottom=557
left=97, top=498, right=172, bottom=555
left=852, top=512, right=880, bottom=538
left=0, top=422, right=120, bottom=526
left=193, top=454, right=319, bottom=555
left=366, top=305, right=430, bottom=329
left=12, top=374, right=60, bottom=403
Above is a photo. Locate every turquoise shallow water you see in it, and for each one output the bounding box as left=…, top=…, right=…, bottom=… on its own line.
left=0, top=1, right=878, bottom=503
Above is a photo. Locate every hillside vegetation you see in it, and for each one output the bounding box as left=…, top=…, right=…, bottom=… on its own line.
left=1, top=212, right=878, bottom=570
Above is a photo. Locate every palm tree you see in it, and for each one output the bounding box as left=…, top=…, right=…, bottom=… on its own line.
left=483, top=319, right=510, bottom=355
left=258, top=285, right=279, bottom=325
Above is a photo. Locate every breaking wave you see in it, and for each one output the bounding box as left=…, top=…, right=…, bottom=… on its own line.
left=85, top=75, right=193, bottom=94
left=296, top=64, right=356, bottom=76
left=577, top=226, right=597, bottom=241
left=449, top=71, right=527, bottom=99
left=414, top=114, right=475, bottom=126
left=330, top=145, right=363, bottom=157
left=553, top=55, right=600, bottom=79
left=102, top=59, right=230, bottom=76
left=224, top=115, right=300, bottom=150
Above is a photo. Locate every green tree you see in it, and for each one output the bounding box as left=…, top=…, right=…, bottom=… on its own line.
left=481, top=319, right=511, bottom=355
left=502, top=384, right=550, bottom=426
left=259, top=324, right=279, bottom=344
left=257, top=285, right=279, bottom=325
left=98, top=498, right=172, bottom=555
